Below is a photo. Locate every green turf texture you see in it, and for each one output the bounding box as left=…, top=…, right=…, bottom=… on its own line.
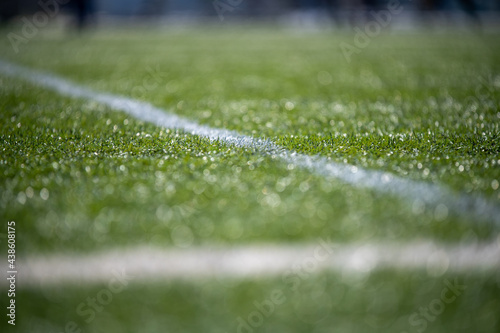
left=1, top=26, right=499, bottom=333
left=1, top=28, right=499, bottom=200
left=10, top=271, right=500, bottom=333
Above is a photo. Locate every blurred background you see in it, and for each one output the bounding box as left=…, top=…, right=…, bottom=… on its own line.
left=1, top=0, right=500, bottom=29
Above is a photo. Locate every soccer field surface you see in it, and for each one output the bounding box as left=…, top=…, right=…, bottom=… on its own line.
left=1, top=27, right=500, bottom=333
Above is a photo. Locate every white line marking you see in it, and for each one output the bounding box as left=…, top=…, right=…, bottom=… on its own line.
left=4, top=240, right=500, bottom=286
left=1, top=60, right=499, bottom=226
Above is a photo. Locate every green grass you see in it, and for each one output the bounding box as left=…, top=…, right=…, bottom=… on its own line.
left=10, top=271, right=500, bottom=333
left=1, top=28, right=499, bottom=200
left=1, top=26, right=499, bottom=333
left=1, top=78, right=496, bottom=255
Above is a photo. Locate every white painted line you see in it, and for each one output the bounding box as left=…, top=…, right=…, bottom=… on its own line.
left=1, top=60, right=499, bottom=226
left=4, top=240, right=500, bottom=286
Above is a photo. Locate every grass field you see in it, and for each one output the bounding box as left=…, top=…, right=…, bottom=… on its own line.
left=1, top=25, right=500, bottom=333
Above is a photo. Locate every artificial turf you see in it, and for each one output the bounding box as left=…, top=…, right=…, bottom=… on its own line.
left=0, top=25, right=499, bottom=333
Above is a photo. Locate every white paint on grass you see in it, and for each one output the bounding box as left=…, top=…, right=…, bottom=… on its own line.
left=1, top=60, right=500, bottom=226
left=6, top=240, right=500, bottom=286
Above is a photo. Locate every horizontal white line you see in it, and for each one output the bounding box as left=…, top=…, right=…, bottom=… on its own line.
left=4, top=240, right=500, bottom=286
left=1, top=60, right=499, bottom=226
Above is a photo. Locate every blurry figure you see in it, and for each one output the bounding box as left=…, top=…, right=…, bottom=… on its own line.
left=68, top=0, right=95, bottom=30
left=322, top=0, right=342, bottom=26
left=457, top=0, right=481, bottom=25
left=360, top=0, right=381, bottom=23
left=138, top=0, right=169, bottom=17
left=419, top=0, right=481, bottom=28
left=244, top=0, right=261, bottom=17
left=362, top=0, right=378, bottom=11
left=0, top=0, right=18, bottom=24
left=341, top=0, right=382, bottom=27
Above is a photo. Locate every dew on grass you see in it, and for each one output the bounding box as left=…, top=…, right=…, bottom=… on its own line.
left=412, top=199, right=425, bottom=215
left=317, top=71, right=333, bottom=86
left=299, top=200, right=316, bottom=220
left=262, top=192, right=281, bottom=209
left=40, top=188, right=49, bottom=200
left=381, top=174, right=392, bottom=183
left=17, top=192, right=26, bottom=204
left=155, top=205, right=172, bottom=225
left=299, top=181, right=310, bottom=192
left=171, top=225, right=194, bottom=248
left=25, top=186, right=34, bottom=198
left=90, top=221, right=110, bottom=243
left=104, top=184, right=115, bottom=195
left=434, top=204, right=449, bottom=221
left=285, top=101, right=295, bottom=111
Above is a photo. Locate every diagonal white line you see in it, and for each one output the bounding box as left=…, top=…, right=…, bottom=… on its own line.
left=1, top=59, right=499, bottom=226
left=3, top=240, right=500, bottom=286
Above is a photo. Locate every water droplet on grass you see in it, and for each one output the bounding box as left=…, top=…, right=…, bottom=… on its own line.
left=285, top=101, right=295, bottom=111
left=412, top=199, right=425, bottom=215
left=40, top=188, right=49, bottom=200
left=25, top=186, right=34, bottom=198
left=434, top=204, right=448, bottom=221
left=17, top=192, right=26, bottom=204
left=317, top=71, right=333, bottom=85
left=171, top=225, right=194, bottom=248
